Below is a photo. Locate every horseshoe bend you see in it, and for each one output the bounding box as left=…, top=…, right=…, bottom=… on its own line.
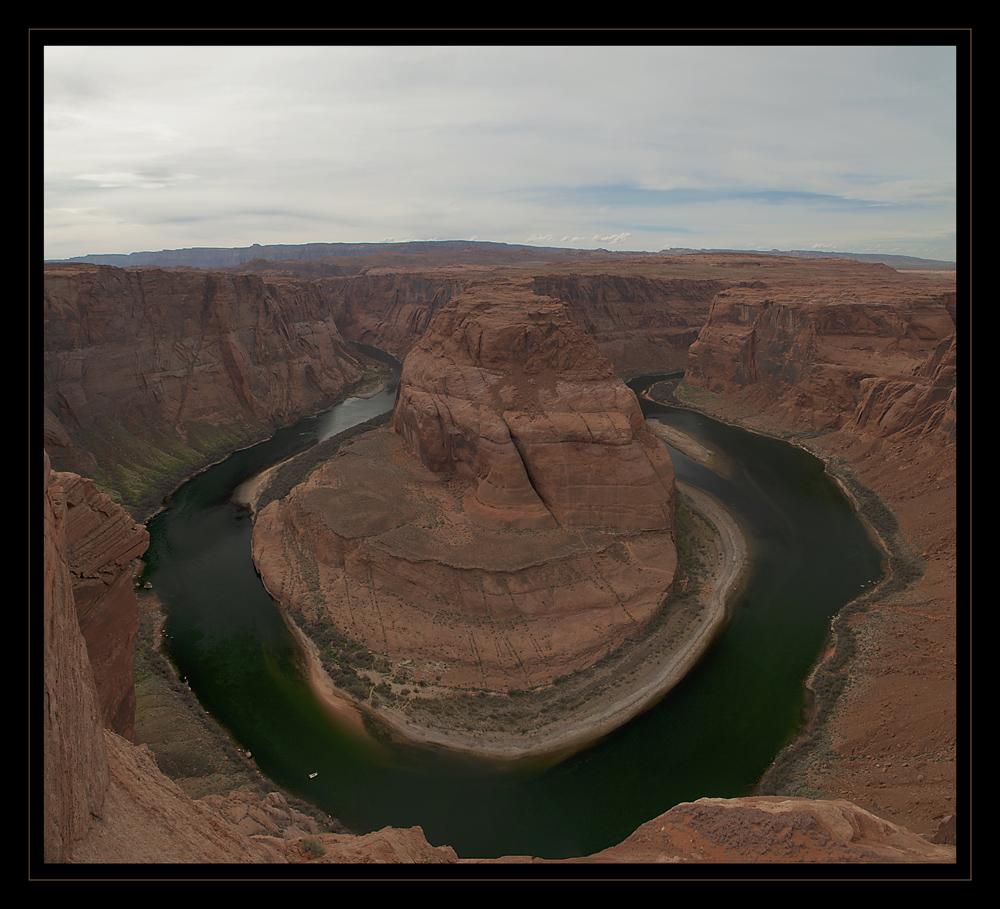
left=41, top=247, right=959, bottom=865
left=249, top=282, right=735, bottom=758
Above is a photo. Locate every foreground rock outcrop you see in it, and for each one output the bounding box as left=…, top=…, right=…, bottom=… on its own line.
left=48, top=468, right=149, bottom=742
left=481, top=796, right=955, bottom=864
left=252, top=283, right=677, bottom=705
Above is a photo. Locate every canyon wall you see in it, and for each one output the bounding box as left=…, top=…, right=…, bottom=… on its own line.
left=43, top=263, right=365, bottom=516
left=684, top=260, right=957, bottom=437
left=530, top=272, right=725, bottom=376
left=317, top=272, right=466, bottom=360
left=314, top=265, right=726, bottom=377
left=674, top=258, right=958, bottom=843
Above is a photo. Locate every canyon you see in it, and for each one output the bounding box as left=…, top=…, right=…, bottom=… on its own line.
left=39, top=244, right=960, bottom=870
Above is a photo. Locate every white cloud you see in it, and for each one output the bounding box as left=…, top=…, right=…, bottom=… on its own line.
left=42, top=43, right=959, bottom=261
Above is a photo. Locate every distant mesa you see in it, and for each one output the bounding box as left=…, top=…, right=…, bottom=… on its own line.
left=46, top=239, right=956, bottom=271
left=658, top=247, right=956, bottom=271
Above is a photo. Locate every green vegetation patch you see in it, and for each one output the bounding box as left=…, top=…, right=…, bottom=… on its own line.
left=71, top=416, right=264, bottom=519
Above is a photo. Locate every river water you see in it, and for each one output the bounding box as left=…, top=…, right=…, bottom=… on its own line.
left=139, top=373, right=884, bottom=860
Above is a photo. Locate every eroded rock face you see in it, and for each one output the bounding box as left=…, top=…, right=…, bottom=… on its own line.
left=392, top=284, right=675, bottom=532
left=847, top=332, right=957, bottom=444
left=49, top=468, right=149, bottom=742
left=43, top=263, right=364, bottom=513
left=252, top=283, right=677, bottom=692
left=684, top=262, right=957, bottom=436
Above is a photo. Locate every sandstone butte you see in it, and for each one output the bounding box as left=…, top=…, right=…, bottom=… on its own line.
left=251, top=282, right=678, bottom=709
left=39, top=249, right=961, bottom=871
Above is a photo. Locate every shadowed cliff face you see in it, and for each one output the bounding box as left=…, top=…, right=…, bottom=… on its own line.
left=43, top=263, right=365, bottom=515
left=317, top=272, right=466, bottom=360
left=530, top=272, right=726, bottom=376
left=317, top=268, right=725, bottom=377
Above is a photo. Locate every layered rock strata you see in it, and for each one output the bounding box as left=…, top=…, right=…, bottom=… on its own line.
left=252, top=284, right=677, bottom=694
left=43, top=263, right=364, bottom=514
left=391, top=283, right=676, bottom=532
left=48, top=467, right=149, bottom=742
left=684, top=259, right=957, bottom=435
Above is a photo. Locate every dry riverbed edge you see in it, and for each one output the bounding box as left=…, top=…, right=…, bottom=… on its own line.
left=272, top=478, right=750, bottom=763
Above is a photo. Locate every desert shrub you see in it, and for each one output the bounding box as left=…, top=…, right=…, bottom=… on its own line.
left=300, top=836, right=326, bottom=858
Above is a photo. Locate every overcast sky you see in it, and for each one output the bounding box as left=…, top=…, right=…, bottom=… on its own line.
left=42, top=42, right=960, bottom=262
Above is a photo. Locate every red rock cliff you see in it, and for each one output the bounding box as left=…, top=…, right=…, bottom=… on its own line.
left=392, top=282, right=675, bottom=531
left=47, top=467, right=149, bottom=742
left=43, top=452, right=114, bottom=863
left=684, top=259, right=957, bottom=436
left=43, top=263, right=364, bottom=513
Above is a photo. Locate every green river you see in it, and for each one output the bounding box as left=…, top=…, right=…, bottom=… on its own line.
left=138, top=373, right=885, bottom=860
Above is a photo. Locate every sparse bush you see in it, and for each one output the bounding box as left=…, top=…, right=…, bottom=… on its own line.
left=300, top=836, right=326, bottom=859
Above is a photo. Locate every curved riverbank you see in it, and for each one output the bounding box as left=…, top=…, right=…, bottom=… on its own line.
left=141, top=367, right=893, bottom=857
left=267, top=476, right=749, bottom=764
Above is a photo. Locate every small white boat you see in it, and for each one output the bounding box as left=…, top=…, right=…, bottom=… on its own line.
left=308, top=772, right=318, bottom=779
